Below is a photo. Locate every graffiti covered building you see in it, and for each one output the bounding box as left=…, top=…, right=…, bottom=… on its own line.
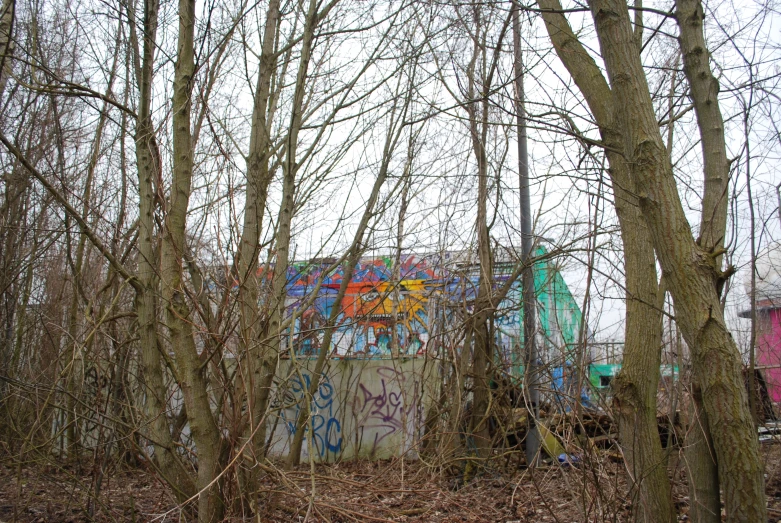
left=741, top=243, right=781, bottom=402
left=278, top=247, right=583, bottom=368
left=262, top=248, right=586, bottom=461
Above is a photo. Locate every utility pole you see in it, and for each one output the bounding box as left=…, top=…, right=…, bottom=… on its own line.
left=512, top=0, right=539, bottom=467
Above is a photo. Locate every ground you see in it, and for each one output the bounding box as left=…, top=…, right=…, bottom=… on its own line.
left=2, top=441, right=781, bottom=522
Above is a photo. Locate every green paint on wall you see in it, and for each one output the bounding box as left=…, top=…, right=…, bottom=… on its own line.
left=511, top=246, right=584, bottom=376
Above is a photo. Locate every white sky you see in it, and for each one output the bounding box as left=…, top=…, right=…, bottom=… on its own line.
left=45, top=0, right=779, bottom=351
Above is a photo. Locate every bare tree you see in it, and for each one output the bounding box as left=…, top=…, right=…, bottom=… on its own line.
left=538, top=2, right=673, bottom=521
left=585, top=0, right=765, bottom=517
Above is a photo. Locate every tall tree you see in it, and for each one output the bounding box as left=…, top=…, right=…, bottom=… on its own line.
left=674, top=0, right=732, bottom=518
left=538, top=3, right=674, bottom=520
left=161, top=0, right=223, bottom=518
left=129, top=0, right=196, bottom=503
left=235, top=0, right=280, bottom=505
left=585, top=0, right=765, bottom=518
left=455, top=2, right=511, bottom=460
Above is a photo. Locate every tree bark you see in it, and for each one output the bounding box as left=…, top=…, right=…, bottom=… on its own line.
left=588, top=0, right=766, bottom=518
left=675, top=0, right=730, bottom=259
left=674, top=0, right=731, bottom=518
left=686, top=384, right=720, bottom=522
left=265, top=0, right=318, bottom=468
left=537, top=3, right=674, bottom=520
left=130, top=0, right=195, bottom=503
left=235, top=0, right=280, bottom=506
left=163, top=0, right=223, bottom=519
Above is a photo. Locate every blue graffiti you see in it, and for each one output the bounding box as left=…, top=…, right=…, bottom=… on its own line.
left=282, top=372, right=343, bottom=456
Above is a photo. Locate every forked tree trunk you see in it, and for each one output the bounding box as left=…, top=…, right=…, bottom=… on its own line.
left=261, top=0, right=319, bottom=470
left=469, top=91, right=494, bottom=460
left=538, top=3, right=675, bottom=520
left=588, top=0, right=766, bottom=518
left=235, top=0, right=280, bottom=505
left=462, top=5, right=509, bottom=460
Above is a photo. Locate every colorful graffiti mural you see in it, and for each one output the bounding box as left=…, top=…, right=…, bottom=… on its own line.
left=261, top=251, right=589, bottom=460
left=273, top=248, right=583, bottom=367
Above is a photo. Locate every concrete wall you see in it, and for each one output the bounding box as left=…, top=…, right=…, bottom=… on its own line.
left=265, top=357, right=437, bottom=462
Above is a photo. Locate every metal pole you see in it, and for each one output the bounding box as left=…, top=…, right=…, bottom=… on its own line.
left=512, top=0, right=540, bottom=467
left=776, top=182, right=781, bottom=230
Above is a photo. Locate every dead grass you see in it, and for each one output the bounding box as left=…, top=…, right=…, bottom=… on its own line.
left=3, top=440, right=781, bottom=522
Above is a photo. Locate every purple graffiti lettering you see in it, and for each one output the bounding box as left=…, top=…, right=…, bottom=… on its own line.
left=355, top=367, right=421, bottom=449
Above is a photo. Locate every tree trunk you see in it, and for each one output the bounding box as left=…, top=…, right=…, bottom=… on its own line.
left=685, top=385, right=721, bottom=522
left=130, top=0, right=195, bottom=503
left=675, top=0, right=730, bottom=259
left=263, top=0, right=319, bottom=469
left=588, top=0, right=766, bottom=518
left=538, top=3, right=675, bottom=520
left=463, top=6, right=508, bottom=460
left=164, top=0, right=224, bottom=519
left=674, top=0, right=732, bottom=518
left=235, top=0, right=280, bottom=507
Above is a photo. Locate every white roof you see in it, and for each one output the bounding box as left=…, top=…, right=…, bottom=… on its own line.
left=747, top=242, right=781, bottom=308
